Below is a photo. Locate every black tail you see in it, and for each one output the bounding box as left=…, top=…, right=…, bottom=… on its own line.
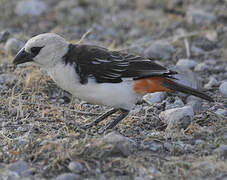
left=161, top=79, right=214, bottom=102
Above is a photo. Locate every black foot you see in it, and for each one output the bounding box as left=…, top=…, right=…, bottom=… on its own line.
left=106, top=109, right=129, bottom=129
left=82, top=108, right=118, bottom=129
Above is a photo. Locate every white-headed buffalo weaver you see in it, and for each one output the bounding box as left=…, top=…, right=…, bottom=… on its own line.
left=13, top=33, right=214, bottom=129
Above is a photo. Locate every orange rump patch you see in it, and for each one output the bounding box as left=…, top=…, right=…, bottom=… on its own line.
left=133, top=77, right=173, bottom=94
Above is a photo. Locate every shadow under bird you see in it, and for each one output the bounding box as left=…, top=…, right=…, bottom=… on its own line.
left=13, top=33, right=214, bottom=129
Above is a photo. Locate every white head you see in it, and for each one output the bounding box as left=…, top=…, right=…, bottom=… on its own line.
left=13, top=33, right=69, bottom=68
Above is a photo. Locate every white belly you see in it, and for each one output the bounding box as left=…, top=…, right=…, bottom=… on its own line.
left=46, top=63, right=141, bottom=110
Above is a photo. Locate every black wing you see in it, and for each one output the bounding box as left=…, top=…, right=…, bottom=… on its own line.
left=62, top=44, right=176, bottom=84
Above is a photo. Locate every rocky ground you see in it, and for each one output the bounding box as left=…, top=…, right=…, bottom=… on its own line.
left=0, top=0, right=227, bottom=179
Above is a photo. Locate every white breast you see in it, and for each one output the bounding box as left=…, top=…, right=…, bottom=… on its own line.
left=46, top=62, right=141, bottom=110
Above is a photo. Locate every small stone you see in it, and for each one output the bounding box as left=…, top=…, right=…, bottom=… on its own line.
left=68, top=161, right=84, bottom=174
left=215, top=109, right=227, bottom=117
left=186, top=7, right=217, bottom=25
left=144, top=40, right=175, bottom=60
left=195, top=139, right=204, bottom=145
left=164, top=142, right=173, bottom=152
left=100, top=132, right=135, bottom=157
left=0, top=169, right=20, bottom=180
left=186, top=96, right=203, bottom=113
left=142, top=140, right=163, bottom=152
left=214, top=144, right=227, bottom=159
left=191, top=45, right=205, bottom=56
left=204, top=76, right=219, bottom=89
left=159, top=106, right=194, bottom=130
left=7, top=160, right=29, bottom=176
left=4, top=38, right=24, bottom=56
left=165, top=97, right=184, bottom=110
left=143, top=92, right=166, bottom=105
left=219, top=82, right=227, bottom=97
left=15, top=0, right=47, bottom=16
left=194, top=62, right=209, bottom=72
left=55, top=173, right=81, bottom=180
left=176, top=59, right=198, bottom=69
left=0, top=74, right=17, bottom=85
left=0, top=31, right=10, bottom=43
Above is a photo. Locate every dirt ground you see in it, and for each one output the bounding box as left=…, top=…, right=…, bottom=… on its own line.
left=0, top=0, right=226, bottom=179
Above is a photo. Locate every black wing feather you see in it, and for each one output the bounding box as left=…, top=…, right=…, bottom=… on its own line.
left=62, top=44, right=175, bottom=84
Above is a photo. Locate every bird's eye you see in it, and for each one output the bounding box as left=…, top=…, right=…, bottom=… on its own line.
left=30, top=46, right=44, bottom=56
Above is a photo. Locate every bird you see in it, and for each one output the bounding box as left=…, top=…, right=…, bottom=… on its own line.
left=13, top=33, right=214, bottom=130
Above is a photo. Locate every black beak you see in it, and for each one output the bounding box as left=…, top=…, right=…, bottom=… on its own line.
left=13, top=48, right=34, bottom=65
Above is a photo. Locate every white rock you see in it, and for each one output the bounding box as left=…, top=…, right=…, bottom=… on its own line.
left=55, top=173, right=80, bottom=180
left=165, top=97, right=184, bottom=110
left=194, top=62, right=209, bottom=72
left=176, top=59, right=198, bottom=69
left=186, top=7, right=217, bottom=25
left=4, top=38, right=24, bottom=56
left=0, top=74, right=16, bottom=85
left=100, top=132, right=134, bottom=157
left=204, top=76, right=219, bottom=89
left=143, top=92, right=166, bottom=105
left=68, top=161, right=84, bottom=174
left=186, top=96, right=202, bottom=113
left=159, top=106, right=194, bottom=130
left=15, top=0, right=47, bottom=16
left=144, top=40, right=175, bottom=60
left=219, top=82, right=227, bottom=97
left=215, top=109, right=227, bottom=117
left=7, top=160, right=29, bottom=176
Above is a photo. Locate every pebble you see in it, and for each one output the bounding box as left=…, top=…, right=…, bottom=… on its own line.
left=0, top=169, right=20, bottom=180
left=186, top=7, right=217, bottom=25
left=159, top=106, right=194, bottom=130
left=186, top=96, right=203, bottom=113
left=68, top=161, right=84, bottom=174
left=143, top=92, right=166, bottom=105
left=195, top=139, right=205, bottom=145
left=164, top=142, right=173, bottom=152
left=0, top=74, right=16, bottom=85
left=55, top=173, right=81, bottom=180
left=219, top=82, right=227, bottom=97
left=215, top=109, right=227, bottom=117
left=204, top=76, right=219, bottom=89
left=100, top=132, right=135, bottom=157
left=165, top=97, right=184, bottom=110
left=4, top=38, right=24, bottom=56
left=176, top=59, right=198, bottom=69
left=7, top=160, right=29, bottom=176
left=214, top=144, right=227, bottom=159
left=15, top=0, right=47, bottom=16
left=0, top=30, right=10, bottom=43
left=194, top=62, right=209, bottom=72
left=144, top=40, right=175, bottom=60
left=142, top=141, right=163, bottom=152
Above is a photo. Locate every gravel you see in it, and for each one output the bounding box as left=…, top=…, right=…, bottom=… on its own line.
left=55, top=173, right=81, bottom=180
left=4, top=38, right=24, bottom=56
left=176, top=59, right=198, bottom=69
left=186, top=7, right=217, bottom=25
left=194, top=62, right=209, bottom=72
left=159, top=106, right=194, bottom=130
left=219, top=82, right=227, bottom=97
left=144, top=40, right=175, bottom=60
left=15, top=0, right=47, bottom=16
left=99, top=132, right=135, bottom=157
left=143, top=92, right=166, bottom=105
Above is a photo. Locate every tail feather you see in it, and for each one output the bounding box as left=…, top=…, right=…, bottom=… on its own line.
left=161, top=79, right=214, bottom=102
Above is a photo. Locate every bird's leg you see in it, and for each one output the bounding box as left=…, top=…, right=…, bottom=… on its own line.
left=106, top=109, right=129, bottom=129
left=82, top=108, right=118, bottom=129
